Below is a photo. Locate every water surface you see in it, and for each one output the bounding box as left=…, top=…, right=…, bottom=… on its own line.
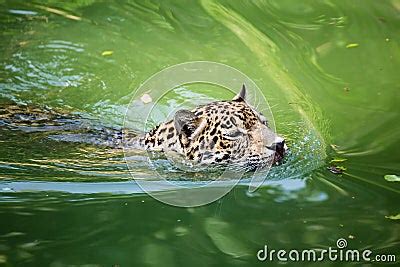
left=0, top=0, right=399, bottom=266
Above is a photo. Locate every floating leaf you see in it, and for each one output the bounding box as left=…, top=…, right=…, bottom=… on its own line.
left=140, top=94, right=152, bottom=104
left=101, top=50, right=114, bottom=56
left=385, top=214, right=400, bottom=220
left=346, top=43, right=359, bottom=48
left=330, top=158, right=347, bottom=163
left=384, top=174, right=400, bottom=182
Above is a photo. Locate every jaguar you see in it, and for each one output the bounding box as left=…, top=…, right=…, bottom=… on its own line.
left=126, top=85, right=286, bottom=170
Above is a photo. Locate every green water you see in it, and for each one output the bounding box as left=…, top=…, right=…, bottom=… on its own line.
left=0, top=0, right=399, bottom=266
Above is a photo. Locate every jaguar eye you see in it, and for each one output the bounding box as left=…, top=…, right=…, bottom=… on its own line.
left=223, top=129, right=245, bottom=140
left=227, top=131, right=242, bottom=137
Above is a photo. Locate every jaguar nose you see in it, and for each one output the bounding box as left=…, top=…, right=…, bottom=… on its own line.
left=271, top=137, right=286, bottom=157
left=273, top=141, right=285, bottom=156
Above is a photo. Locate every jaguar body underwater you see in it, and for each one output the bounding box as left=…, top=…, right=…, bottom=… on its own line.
left=0, top=85, right=286, bottom=171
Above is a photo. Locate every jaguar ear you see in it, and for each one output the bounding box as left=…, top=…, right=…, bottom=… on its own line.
left=174, top=109, right=206, bottom=139
left=233, top=84, right=247, bottom=102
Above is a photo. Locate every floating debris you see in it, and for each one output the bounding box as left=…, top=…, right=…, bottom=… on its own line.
left=384, top=174, right=400, bottom=182
left=346, top=43, right=359, bottom=48
left=385, top=214, right=400, bottom=220
left=34, top=5, right=81, bottom=21
left=328, top=166, right=346, bottom=174
left=101, top=50, right=114, bottom=56
left=330, top=158, right=347, bottom=163
left=140, top=93, right=152, bottom=104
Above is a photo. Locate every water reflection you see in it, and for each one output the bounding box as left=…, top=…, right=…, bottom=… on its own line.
left=0, top=176, right=398, bottom=265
